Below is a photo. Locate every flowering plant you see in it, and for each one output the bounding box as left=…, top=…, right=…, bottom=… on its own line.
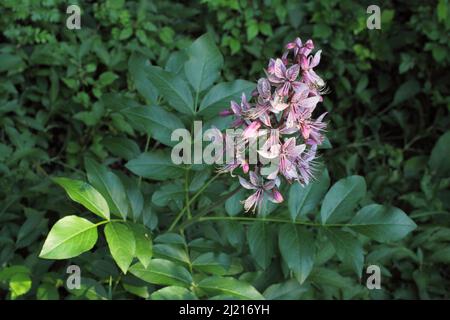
left=34, top=33, right=417, bottom=300
left=220, top=37, right=328, bottom=212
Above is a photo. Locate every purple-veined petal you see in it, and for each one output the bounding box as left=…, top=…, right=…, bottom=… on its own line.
left=249, top=171, right=260, bottom=186
left=300, top=96, right=321, bottom=110
left=267, top=188, right=284, bottom=203
left=310, top=50, right=322, bottom=68
left=274, top=58, right=286, bottom=79
left=286, top=64, right=300, bottom=81
left=238, top=176, right=257, bottom=190
left=242, top=121, right=261, bottom=139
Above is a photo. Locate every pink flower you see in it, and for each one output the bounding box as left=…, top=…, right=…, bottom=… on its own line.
left=243, top=79, right=273, bottom=126
left=238, top=171, right=283, bottom=212
left=218, top=159, right=249, bottom=176
left=257, top=78, right=272, bottom=103
left=295, top=145, right=318, bottom=184
left=242, top=120, right=262, bottom=140
left=224, top=93, right=252, bottom=128
left=262, top=137, right=306, bottom=181
left=300, top=50, right=325, bottom=88
left=267, top=58, right=276, bottom=74
left=267, top=59, right=302, bottom=96
left=305, top=113, right=327, bottom=146
left=219, top=35, right=328, bottom=213
left=283, top=83, right=322, bottom=129
left=271, top=188, right=284, bottom=203
left=269, top=93, right=290, bottom=114
left=258, top=129, right=281, bottom=159
left=285, top=38, right=314, bottom=60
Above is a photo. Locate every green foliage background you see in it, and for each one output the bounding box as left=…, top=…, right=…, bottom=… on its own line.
left=0, top=0, right=449, bottom=300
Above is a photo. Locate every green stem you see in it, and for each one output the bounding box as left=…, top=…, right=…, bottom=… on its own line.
left=194, top=89, right=200, bottom=113
left=95, top=219, right=124, bottom=227
left=174, top=187, right=241, bottom=231
left=182, top=215, right=349, bottom=229
left=168, top=172, right=222, bottom=231
left=138, top=134, right=151, bottom=188
left=185, top=169, right=192, bottom=219
left=410, top=211, right=449, bottom=219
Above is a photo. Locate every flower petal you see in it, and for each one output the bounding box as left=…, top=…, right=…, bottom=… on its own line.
left=238, top=176, right=257, bottom=190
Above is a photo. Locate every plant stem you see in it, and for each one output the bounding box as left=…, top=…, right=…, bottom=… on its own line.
left=95, top=219, right=123, bottom=227
left=138, top=134, right=151, bottom=188
left=174, top=187, right=241, bottom=231
left=168, top=172, right=222, bottom=231
left=185, top=169, right=192, bottom=219
left=194, top=89, right=200, bottom=113
left=410, top=210, right=449, bottom=219
left=182, top=215, right=349, bottom=229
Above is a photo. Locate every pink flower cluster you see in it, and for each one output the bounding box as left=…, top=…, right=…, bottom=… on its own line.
left=220, top=37, right=328, bottom=213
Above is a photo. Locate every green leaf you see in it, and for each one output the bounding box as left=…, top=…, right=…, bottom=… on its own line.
left=263, top=279, right=308, bottom=300
left=103, top=137, right=140, bottom=161
left=349, top=204, right=417, bottom=242
left=192, top=252, right=231, bottom=275
left=122, top=283, right=149, bottom=298
left=189, top=170, right=211, bottom=192
left=68, top=278, right=108, bottom=300
left=104, top=222, right=136, bottom=274
left=98, top=71, right=118, bottom=87
left=199, top=80, right=255, bottom=118
left=142, top=203, right=158, bottom=230
left=53, top=177, right=110, bottom=220
left=128, top=53, right=158, bottom=104
left=309, top=268, right=353, bottom=289
left=155, top=233, right=187, bottom=246
left=125, top=151, right=185, bottom=181
left=247, top=222, right=276, bottom=270
left=430, top=247, right=450, bottom=263
left=0, top=266, right=30, bottom=281
left=184, top=34, right=224, bottom=97
left=120, top=105, right=185, bottom=147
left=246, top=20, right=259, bottom=40
left=0, top=53, right=25, bottom=72
left=37, top=283, right=59, bottom=300
left=437, top=0, right=448, bottom=22
left=225, top=189, right=246, bottom=216
left=166, top=51, right=189, bottom=74
left=39, top=216, right=98, bottom=259
left=289, top=169, right=330, bottom=221
left=151, top=286, right=197, bottom=300
left=278, top=224, right=315, bottom=284
left=320, top=175, right=366, bottom=224
left=429, top=131, right=450, bottom=177
left=198, top=276, right=264, bottom=300
left=130, top=224, right=152, bottom=268
left=16, top=211, right=40, bottom=242
left=391, top=80, right=420, bottom=106
left=129, top=259, right=192, bottom=287
left=10, top=273, right=32, bottom=298
left=146, top=65, right=194, bottom=115
left=153, top=243, right=190, bottom=266
left=152, top=183, right=185, bottom=207
left=323, top=229, right=364, bottom=277
left=313, top=24, right=332, bottom=38
left=85, top=158, right=129, bottom=219
left=122, top=177, right=144, bottom=221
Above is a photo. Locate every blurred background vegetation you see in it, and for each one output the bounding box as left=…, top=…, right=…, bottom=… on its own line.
left=0, top=0, right=449, bottom=299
